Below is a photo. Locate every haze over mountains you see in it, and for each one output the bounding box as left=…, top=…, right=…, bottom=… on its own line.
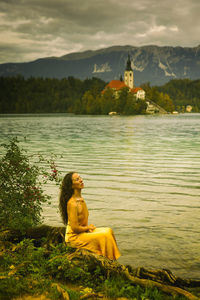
left=0, top=45, right=199, bottom=86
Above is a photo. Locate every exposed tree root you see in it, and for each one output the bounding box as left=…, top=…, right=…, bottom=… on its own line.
left=66, top=249, right=200, bottom=300
left=1, top=226, right=200, bottom=300
left=124, top=270, right=199, bottom=300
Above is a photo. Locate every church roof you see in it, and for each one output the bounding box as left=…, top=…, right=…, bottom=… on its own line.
left=102, top=80, right=145, bottom=95
left=104, top=80, right=128, bottom=90
left=132, top=87, right=144, bottom=93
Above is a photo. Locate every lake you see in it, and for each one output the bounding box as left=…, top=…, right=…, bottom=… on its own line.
left=0, top=113, right=200, bottom=279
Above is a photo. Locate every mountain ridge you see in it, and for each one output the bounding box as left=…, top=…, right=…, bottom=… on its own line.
left=0, top=45, right=200, bottom=85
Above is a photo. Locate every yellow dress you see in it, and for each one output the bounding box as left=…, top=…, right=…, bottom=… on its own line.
left=65, top=224, right=121, bottom=260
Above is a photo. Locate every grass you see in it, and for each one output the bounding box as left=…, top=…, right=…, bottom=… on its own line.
left=0, top=237, right=188, bottom=300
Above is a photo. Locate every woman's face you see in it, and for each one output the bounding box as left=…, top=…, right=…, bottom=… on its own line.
left=72, top=173, right=84, bottom=190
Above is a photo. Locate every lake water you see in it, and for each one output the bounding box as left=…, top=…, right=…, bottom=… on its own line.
left=0, top=113, right=200, bottom=279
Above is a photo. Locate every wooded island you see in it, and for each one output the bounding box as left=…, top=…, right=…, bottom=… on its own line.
left=0, top=76, right=199, bottom=115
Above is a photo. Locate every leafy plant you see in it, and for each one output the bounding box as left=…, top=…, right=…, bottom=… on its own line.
left=0, top=237, right=189, bottom=300
left=0, top=138, right=60, bottom=233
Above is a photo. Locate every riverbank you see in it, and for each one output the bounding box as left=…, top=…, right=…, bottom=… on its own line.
left=1, top=226, right=200, bottom=300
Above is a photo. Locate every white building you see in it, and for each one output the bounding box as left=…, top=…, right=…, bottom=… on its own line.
left=132, top=87, right=146, bottom=100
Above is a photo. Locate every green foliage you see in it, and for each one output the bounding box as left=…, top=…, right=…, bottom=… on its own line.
left=100, top=88, right=116, bottom=114
left=141, top=79, right=200, bottom=112
left=157, top=79, right=200, bottom=112
left=103, top=276, right=186, bottom=299
left=124, top=94, right=147, bottom=115
left=0, top=76, right=146, bottom=115
left=98, top=87, right=147, bottom=115
left=141, top=83, right=175, bottom=112
left=0, top=277, right=30, bottom=300
left=116, top=87, right=129, bottom=113
left=0, top=237, right=188, bottom=300
left=1, top=75, right=199, bottom=115
left=0, top=76, right=106, bottom=114
left=0, top=238, right=80, bottom=300
left=47, top=251, right=105, bottom=288
left=0, top=138, right=60, bottom=232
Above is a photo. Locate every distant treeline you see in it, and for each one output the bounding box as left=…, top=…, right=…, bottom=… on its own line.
left=0, top=76, right=146, bottom=115
left=0, top=76, right=105, bottom=114
left=142, top=79, right=200, bottom=112
left=0, top=76, right=200, bottom=114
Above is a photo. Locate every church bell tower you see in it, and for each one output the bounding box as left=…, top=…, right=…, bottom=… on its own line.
left=124, top=54, right=134, bottom=89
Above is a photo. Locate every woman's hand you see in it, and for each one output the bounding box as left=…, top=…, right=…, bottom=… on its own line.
left=87, top=224, right=96, bottom=232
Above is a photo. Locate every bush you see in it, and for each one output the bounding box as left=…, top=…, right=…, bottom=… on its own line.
left=0, top=138, right=59, bottom=233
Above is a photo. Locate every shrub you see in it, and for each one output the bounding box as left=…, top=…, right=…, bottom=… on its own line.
left=0, top=138, right=59, bottom=233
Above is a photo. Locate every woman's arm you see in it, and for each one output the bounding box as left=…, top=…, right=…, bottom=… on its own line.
left=68, top=202, right=95, bottom=233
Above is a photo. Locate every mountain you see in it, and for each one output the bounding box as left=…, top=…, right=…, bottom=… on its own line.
left=0, top=45, right=200, bottom=86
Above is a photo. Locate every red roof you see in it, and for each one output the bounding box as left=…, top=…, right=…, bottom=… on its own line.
left=132, top=87, right=143, bottom=93
left=105, top=80, right=128, bottom=90
left=102, top=80, right=144, bottom=95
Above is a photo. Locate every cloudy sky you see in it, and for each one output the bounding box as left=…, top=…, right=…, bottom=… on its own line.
left=0, top=0, right=199, bottom=63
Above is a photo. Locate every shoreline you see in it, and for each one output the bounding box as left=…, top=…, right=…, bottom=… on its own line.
left=1, top=225, right=200, bottom=300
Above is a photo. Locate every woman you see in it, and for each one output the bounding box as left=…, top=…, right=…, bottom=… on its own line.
left=59, top=172, right=120, bottom=260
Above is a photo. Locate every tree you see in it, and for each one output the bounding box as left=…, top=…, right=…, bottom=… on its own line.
left=157, top=92, right=175, bottom=112
left=100, top=88, right=116, bottom=114
left=82, top=91, right=99, bottom=114
left=123, top=93, right=136, bottom=115
left=116, top=87, right=129, bottom=114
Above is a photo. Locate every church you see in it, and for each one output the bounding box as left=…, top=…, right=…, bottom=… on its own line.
left=102, top=54, right=145, bottom=100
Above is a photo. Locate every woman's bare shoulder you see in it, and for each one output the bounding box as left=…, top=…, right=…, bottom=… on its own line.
left=67, top=198, right=77, bottom=208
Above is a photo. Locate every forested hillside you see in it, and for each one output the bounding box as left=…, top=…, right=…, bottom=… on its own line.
left=0, top=76, right=199, bottom=114
left=142, top=79, right=200, bottom=112
left=0, top=76, right=105, bottom=114
left=0, top=76, right=147, bottom=115
left=158, top=79, right=200, bottom=112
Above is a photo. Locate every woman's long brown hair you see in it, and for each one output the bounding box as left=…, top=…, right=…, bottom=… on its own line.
left=59, top=172, right=74, bottom=225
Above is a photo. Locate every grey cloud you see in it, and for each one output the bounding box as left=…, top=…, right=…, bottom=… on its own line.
left=0, top=42, right=43, bottom=63
left=0, top=0, right=199, bottom=63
